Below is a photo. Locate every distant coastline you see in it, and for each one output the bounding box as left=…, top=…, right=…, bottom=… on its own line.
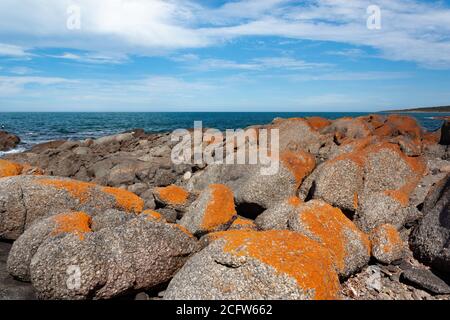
left=382, top=105, right=450, bottom=113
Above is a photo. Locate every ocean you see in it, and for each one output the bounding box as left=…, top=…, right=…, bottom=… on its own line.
left=0, top=112, right=448, bottom=154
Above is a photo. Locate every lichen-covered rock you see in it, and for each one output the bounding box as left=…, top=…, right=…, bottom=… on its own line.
left=255, top=197, right=302, bottom=230
left=0, top=175, right=144, bottom=240
left=355, top=192, right=407, bottom=232
left=0, top=159, right=23, bottom=177
left=29, top=215, right=199, bottom=299
left=179, top=184, right=237, bottom=236
left=311, top=157, right=363, bottom=211
left=235, top=150, right=315, bottom=210
left=410, top=174, right=450, bottom=273
left=306, top=141, right=426, bottom=231
left=228, top=217, right=258, bottom=231
left=0, top=159, right=42, bottom=178
left=153, top=184, right=194, bottom=212
left=323, top=117, right=373, bottom=144
left=7, top=212, right=92, bottom=282
left=288, top=200, right=370, bottom=278
left=369, top=224, right=404, bottom=264
left=164, top=230, right=341, bottom=300
left=270, top=118, right=328, bottom=154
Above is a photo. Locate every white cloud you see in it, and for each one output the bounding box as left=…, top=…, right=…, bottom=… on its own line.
left=0, top=43, right=31, bottom=58
left=48, top=52, right=128, bottom=64
left=0, top=0, right=449, bottom=68
left=0, top=75, right=75, bottom=96
left=181, top=56, right=331, bottom=71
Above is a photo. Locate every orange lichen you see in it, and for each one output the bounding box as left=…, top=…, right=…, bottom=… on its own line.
left=371, top=224, right=403, bottom=255
left=200, top=184, right=237, bottom=231
left=288, top=196, right=302, bottom=207
left=298, top=201, right=370, bottom=272
left=422, top=131, right=440, bottom=145
left=353, top=192, right=359, bottom=210
left=0, top=159, right=23, bottom=177
left=386, top=115, right=423, bottom=139
left=210, top=230, right=341, bottom=300
left=142, top=209, right=164, bottom=221
left=230, top=217, right=257, bottom=231
left=232, top=217, right=254, bottom=226
left=37, top=179, right=95, bottom=203
left=154, top=185, right=189, bottom=205
left=37, top=178, right=144, bottom=213
left=52, top=211, right=92, bottom=240
left=306, top=117, right=331, bottom=131
left=172, top=223, right=195, bottom=238
left=101, top=187, right=144, bottom=213
left=280, top=150, right=316, bottom=187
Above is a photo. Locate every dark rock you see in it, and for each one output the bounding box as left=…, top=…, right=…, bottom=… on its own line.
left=410, top=174, right=450, bottom=272
left=0, top=241, right=36, bottom=300
left=400, top=268, right=450, bottom=295
left=440, top=121, right=450, bottom=145
left=0, top=131, right=20, bottom=151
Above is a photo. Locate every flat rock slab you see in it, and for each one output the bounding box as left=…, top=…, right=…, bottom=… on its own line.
left=400, top=268, right=450, bottom=295
left=0, top=242, right=36, bottom=300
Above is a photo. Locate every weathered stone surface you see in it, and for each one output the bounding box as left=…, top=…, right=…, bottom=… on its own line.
left=305, top=140, right=425, bottom=231
left=7, top=212, right=92, bottom=282
left=270, top=118, right=328, bottom=155
left=179, top=184, right=237, bottom=236
left=400, top=268, right=450, bottom=295
left=29, top=215, right=199, bottom=299
left=91, top=209, right=134, bottom=231
left=288, top=200, right=371, bottom=278
left=410, top=174, right=450, bottom=272
left=370, top=224, right=405, bottom=264
left=255, top=197, right=302, bottom=230
left=235, top=150, right=315, bottom=210
left=440, top=121, right=450, bottom=145
left=0, top=131, right=20, bottom=151
left=355, top=191, right=407, bottom=232
left=164, top=230, right=340, bottom=300
left=0, top=241, right=36, bottom=300
left=0, top=175, right=144, bottom=240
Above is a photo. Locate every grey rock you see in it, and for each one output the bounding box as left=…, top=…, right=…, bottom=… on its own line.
left=0, top=175, right=144, bottom=240
left=401, top=268, right=450, bottom=295
left=254, top=197, right=301, bottom=230
left=355, top=192, right=407, bottom=232
left=410, top=174, right=450, bottom=272
left=91, top=209, right=134, bottom=231
left=29, top=216, right=199, bottom=299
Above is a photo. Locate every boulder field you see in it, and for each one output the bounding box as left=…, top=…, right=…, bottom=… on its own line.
left=1, top=114, right=450, bottom=300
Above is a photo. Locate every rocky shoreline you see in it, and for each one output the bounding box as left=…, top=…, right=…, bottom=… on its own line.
left=0, top=114, right=450, bottom=300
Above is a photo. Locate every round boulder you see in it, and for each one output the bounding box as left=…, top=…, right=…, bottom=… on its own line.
left=369, top=224, right=405, bottom=264
left=288, top=200, right=371, bottom=278
left=164, top=230, right=341, bottom=300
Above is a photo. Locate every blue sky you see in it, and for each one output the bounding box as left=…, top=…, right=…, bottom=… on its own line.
left=0, top=0, right=450, bottom=112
